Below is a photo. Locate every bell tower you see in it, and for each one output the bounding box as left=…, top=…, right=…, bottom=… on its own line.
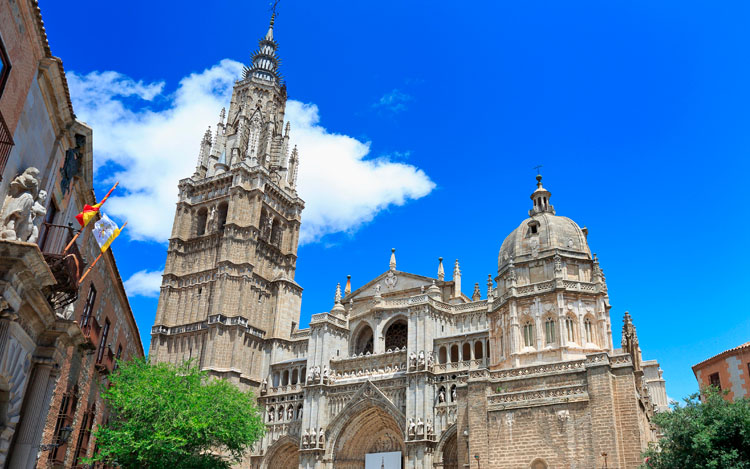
left=150, top=15, right=304, bottom=389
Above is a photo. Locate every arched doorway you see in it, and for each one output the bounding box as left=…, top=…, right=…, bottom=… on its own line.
left=441, top=432, right=458, bottom=469
left=263, top=437, right=299, bottom=469
left=331, top=406, right=405, bottom=469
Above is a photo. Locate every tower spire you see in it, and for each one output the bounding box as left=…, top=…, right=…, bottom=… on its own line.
left=389, top=248, right=397, bottom=271
left=243, top=14, right=283, bottom=85
left=437, top=257, right=445, bottom=281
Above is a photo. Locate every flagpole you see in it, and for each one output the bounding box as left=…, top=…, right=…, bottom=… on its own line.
left=77, top=221, right=127, bottom=285
left=64, top=181, right=120, bottom=254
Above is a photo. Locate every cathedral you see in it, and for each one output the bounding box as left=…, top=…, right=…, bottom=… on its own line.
left=149, top=15, right=668, bottom=469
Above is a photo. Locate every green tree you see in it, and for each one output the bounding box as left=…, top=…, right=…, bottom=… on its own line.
left=642, top=387, right=750, bottom=469
left=87, top=358, right=265, bottom=469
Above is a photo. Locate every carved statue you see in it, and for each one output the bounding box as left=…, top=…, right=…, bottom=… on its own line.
left=427, top=351, right=434, bottom=368
left=260, top=379, right=268, bottom=395
left=418, top=350, right=425, bottom=368
left=426, top=419, right=434, bottom=437
left=408, top=418, right=416, bottom=438
left=374, top=284, right=382, bottom=296
left=206, top=206, right=217, bottom=233
left=307, top=372, right=314, bottom=385
left=416, top=418, right=424, bottom=435
left=309, top=427, right=316, bottom=443
left=0, top=167, right=40, bottom=241
left=452, top=387, right=457, bottom=402
left=287, top=406, right=294, bottom=420
left=27, top=190, right=47, bottom=244
left=313, top=366, right=321, bottom=383
left=267, top=408, right=274, bottom=422
left=438, top=389, right=446, bottom=403
left=409, top=352, right=417, bottom=369
left=318, top=427, right=325, bottom=447
left=297, top=406, right=303, bottom=419
left=277, top=407, right=284, bottom=421
left=322, top=366, right=329, bottom=384
left=302, top=429, right=309, bottom=448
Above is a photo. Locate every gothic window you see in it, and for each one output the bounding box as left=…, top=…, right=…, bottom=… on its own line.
left=291, top=369, right=298, bottom=385
left=487, top=339, right=490, bottom=358
left=196, top=208, right=208, bottom=236
left=544, top=317, right=556, bottom=345
left=217, top=202, right=228, bottom=231
left=385, top=320, right=407, bottom=350
left=450, top=345, right=459, bottom=363
left=282, top=370, right=289, bottom=386
left=523, top=320, right=534, bottom=348
left=474, top=341, right=483, bottom=360
left=270, top=219, right=282, bottom=247
left=353, top=325, right=374, bottom=355
left=584, top=317, right=594, bottom=344
left=462, top=343, right=471, bottom=361
left=565, top=317, right=576, bottom=342
left=438, top=346, right=447, bottom=364
left=272, top=372, right=280, bottom=387
left=300, top=367, right=306, bottom=383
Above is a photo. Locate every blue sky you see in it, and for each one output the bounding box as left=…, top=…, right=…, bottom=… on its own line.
left=39, top=0, right=750, bottom=401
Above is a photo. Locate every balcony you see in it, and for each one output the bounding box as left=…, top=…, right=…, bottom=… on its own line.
left=80, top=316, right=101, bottom=350
left=95, top=345, right=115, bottom=374
left=38, top=223, right=86, bottom=310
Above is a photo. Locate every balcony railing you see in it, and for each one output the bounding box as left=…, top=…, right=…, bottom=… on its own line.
left=95, top=345, right=115, bottom=374
left=80, top=316, right=102, bottom=350
left=39, top=223, right=86, bottom=310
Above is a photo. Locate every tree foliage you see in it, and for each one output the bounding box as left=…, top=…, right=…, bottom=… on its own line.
left=642, top=387, right=750, bottom=469
left=87, top=358, right=265, bottom=469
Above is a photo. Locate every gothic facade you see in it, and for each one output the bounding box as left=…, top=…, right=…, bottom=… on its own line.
left=150, top=17, right=668, bottom=469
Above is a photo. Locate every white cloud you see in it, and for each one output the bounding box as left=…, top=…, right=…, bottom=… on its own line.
left=123, top=269, right=163, bottom=298
left=68, top=60, right=434, bottom=244
left=373, top=89, right=413, bottom=113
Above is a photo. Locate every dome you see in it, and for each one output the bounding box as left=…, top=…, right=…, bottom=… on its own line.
left=498, top=175, right=590, bottom=271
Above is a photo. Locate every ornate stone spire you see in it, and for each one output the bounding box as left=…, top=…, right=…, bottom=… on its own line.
left=389, top=248, right=396, bottom=271
left=472, top=283, right=481, bottom=301
left=331, top=283, right=345, bottom=315
left=243, top=14, right=283, bottom=86
left=452, top=259, right=461, bottom=298
left=344, top=275, right=352, bottom=296
left=622, top=311, right=641, bottom=372
left=529, top=174, right=555, bottom=216
left=437, top=257, right=445, bottom=281
left=487, top=274, right=494, bottom=299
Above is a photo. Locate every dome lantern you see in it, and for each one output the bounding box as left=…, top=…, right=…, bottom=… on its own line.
left=529, top=174, right=555, bottom=216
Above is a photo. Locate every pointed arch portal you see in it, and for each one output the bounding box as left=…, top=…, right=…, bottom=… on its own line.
left=332, top=405, right=405, bottom=469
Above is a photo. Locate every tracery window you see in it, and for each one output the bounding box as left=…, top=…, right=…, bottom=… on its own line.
left=544, top=317, right=556, bottom=345
left=584, top=317, right=594, bottom=344
left=565, top=317, right=576, bottom=342
left=384, top=320, right=407, bottom=350
left=523, top=320, right=534, bottom=348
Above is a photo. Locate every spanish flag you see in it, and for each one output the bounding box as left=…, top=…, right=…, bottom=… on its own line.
left=92, top=214, right=125, bottom=252
left=75, top=182, right=118, bottom=228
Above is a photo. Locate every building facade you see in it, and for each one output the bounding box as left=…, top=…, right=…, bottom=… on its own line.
left=0, top=1, right=144, bottom=467
left=692, top=342, right=750, bottom=401
left=150, top=17, right=668, bottom=469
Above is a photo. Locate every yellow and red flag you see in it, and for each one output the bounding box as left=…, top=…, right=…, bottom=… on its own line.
left=75, top=182, right=118, bottom=228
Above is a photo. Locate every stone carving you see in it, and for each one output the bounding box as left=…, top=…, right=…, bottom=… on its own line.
left=554, top=252, right=562, bottom=272
left=416, top=417, right=424, bottom=436
left=267, top=408, right=274, bottom=422
left=409, top=352, right=417, bottom=369
left=277, top=407, right=284, bottom=421
left=27, top=190, right=47, bottom=244
left=427, top=352, right=434, bottom=369
left=302, top=428, right=309, bottom=448
left=426, top=419, right=434, bottom=437
left=374, top=284, right=382, bottom=297
left=297, top=406, right=303, bottom=419
left=307, top=371, right=314, bottom=385
left=0, top=168, right=41, bottom=241
left=452, top=387, right=457, bottom=402
left=318, top=427, right=325, bottom=447
left=322, top=366, right=329, bottom=384
left=313, top=366, right=321, bottom=383
left=530, top=237, right=540, bottom=258
left=287, top=406, right=294, bottom=420
left=407, top=418, right=416, bottom=438
left=260, top=379, right=268, bottom=395
left=207, top=206, right=217, bottom=233
left=309, top=427, right=316, bottom=445
left=384, top=270, right=398, bottom=289
left=438, top=388, right=446, bottom=403
left=418, top=350, right=425, bottom=369
left=556, top=409, right=570, bottom=422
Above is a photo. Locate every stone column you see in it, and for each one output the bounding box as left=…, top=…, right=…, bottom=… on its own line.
left=8, top=359, right=58, bottom=469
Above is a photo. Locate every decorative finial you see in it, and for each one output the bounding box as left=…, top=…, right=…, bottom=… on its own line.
left=536, top=173, right=543, bottom=187
left=437, top=257, right=445, bottom=281
left=389, top=248, right=396, bottom=271
left=453, top=259, right=461, bottom=276
left=472, top=283, right=481, bottom=301
left=344, top=275, right=352, bottom=296
left=334, top=283, right=342, bottom=304
left=487, top=274, right=494, bottom=299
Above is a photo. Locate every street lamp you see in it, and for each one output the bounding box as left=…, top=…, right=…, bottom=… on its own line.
left=40, top=425, right=73, bottom=451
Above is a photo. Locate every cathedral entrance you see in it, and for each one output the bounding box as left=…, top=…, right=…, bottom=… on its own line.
left=263, top=437, right=299, bottom=469
left=332, top=405, right=404, bottom=469
left=439, top=430, right=458, bottom=469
